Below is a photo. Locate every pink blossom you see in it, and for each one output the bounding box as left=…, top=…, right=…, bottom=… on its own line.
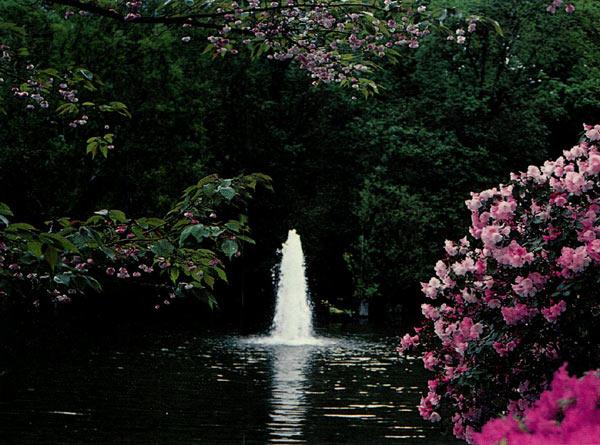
left=563, top=171, right=592, bottom=195
left=493, top=340, right=516, bottom=356
left=494, top=240, right=534, bottom=268
left=587, top=239, right=600, bottom=262
left=585, top=123, right=600, bottom=140
left=541, top=300, right=567, bottom=323
left=512, top=276, right=536, bottom=297
left=491, top=199, right=516, bottom=221
left=124, top=13, right=141, bottom=21
left=405, top=124, right=600, bottom=440
left=557, top=245, right=591, bottom=274
left=400, top=333, right=419, bottom=351
left=421, top=277, right=441, bottom=299
left=586, top=153, right=600, bottom=175
left=480, top=225, right=505, bottom=246
left=444, top=240, right=458, bottom=255
left=501, top=303, right=538, bottom=325
left=434, top=260, right=448, bottom=279
left=423, top=351, right=440, bottom=371
left=461, top=288, right=478, bottom=303
left=421, top=303, right=440, bottom=320
left=474, top=363, right=600, bottom=445
left=527, top=165, right=546, bottom=183
left=465, top=194, right=482, bottom=212
left=418, top=391, right=440, bottom=420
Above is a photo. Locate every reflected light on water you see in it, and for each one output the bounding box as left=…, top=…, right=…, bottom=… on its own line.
left=267, top=345, right=313, bottom=443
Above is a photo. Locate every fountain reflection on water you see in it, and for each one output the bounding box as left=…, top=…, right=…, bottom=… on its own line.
left=267, top=345, right=313, bottom=443
left=250, top=229, right=323, bottom=442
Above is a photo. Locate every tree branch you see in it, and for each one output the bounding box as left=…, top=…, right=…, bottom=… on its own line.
left=44, top=0, right=383, bottom=28
left=43, top=0, right=225, bottom=30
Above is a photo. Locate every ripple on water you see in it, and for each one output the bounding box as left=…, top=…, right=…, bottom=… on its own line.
left=0, top=329, right=463, bottom=444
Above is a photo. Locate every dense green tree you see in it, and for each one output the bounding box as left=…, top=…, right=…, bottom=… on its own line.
left=1, top=0, right=600, bottom=323
left=343, top=0, right=600, bottom=316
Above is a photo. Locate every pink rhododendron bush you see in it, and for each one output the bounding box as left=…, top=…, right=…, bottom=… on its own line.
left=399, top=124, right=600, bottom=442
left=473, top=363, right=600, bottom=445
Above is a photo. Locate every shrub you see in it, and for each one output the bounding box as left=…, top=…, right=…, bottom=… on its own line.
left=399, top=124, right=600, bottom=441
left=0, top=174, right=270, bottom=311
left=473, top=363, right=600, bottom=445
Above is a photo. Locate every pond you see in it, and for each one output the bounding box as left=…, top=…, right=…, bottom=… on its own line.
left=0, top=322, right=462, bottom=444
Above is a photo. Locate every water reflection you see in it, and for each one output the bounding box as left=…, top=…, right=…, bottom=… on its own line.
left=0, top=328, right=464, bottom=444
left=267, top=345, right=314, bottom=443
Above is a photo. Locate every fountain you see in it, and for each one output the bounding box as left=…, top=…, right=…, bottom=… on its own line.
left=270, top=229, right=314, bottom=342
left=256, top=229, right=326, bottom=346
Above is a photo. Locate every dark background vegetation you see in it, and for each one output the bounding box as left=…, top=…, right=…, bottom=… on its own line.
left=1, top=0, right=600, bottom=328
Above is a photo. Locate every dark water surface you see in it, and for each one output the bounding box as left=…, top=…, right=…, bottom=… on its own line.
left=0, top=323, right=462, bottom=444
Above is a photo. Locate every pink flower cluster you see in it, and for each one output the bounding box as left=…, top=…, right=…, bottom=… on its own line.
left=400, top=123, right=600, bottom=441
left=196, top=1, right=478, bottom=89
left=547, top=0, right=575, bottom=14
left=473, top=363, right=600, bottom=445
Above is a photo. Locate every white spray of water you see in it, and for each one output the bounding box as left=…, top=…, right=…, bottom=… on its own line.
left=249, top=229, right=330, bottom=346
left=269, top=229, right=315, bottom=344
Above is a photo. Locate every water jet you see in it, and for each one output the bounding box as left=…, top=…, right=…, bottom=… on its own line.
left=257, top=229, right=326, bottom=345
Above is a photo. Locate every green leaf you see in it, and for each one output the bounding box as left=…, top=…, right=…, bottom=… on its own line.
left=224, top=221, right=241, bottom=233
left=43, top=245, right=58, bottom=272
left=203, top=183, right=216, bottom=196
left=27, top=241, right=43, bottom=258
left=221, top=239, right=238, bottom=259
left=169, top=267, right=180, bottom=284
left=131, top=225, right=144, bottom=239
left=108, top=209, right=128, bottom=223
left=204, top=274, right=215, bottom=289
left=157, top=0, right=175, bottom=10
left=80, top=69, right=94, bottom=81
left=215, top=267, right=227, bottom=282
left=0, top=215, right=8, bottom=227
left=219, top=187, right=236, bottom=201
left=54, top=273, right=72, bottom=286
left=236, top=235, right=256, bottom=245
left=149, top=240, right=175, bottom=257
left=477, top=16, right=504, bottom=37
left=87, top=141, right=98, bottom=156
left=100, top=246, right=116, bottom=260
left=84, top=276, right=102, bottom=293
left=57, top=103, right=79, bottom=115
left=179, top=225, right=210, bottom=246
left=0, top=203, right=14, bottom=216
left=41, top=233, right=79, bottom=252
left=6, top=222, right=38, bottom=231
left=136, top=217, right=164, bottom=229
